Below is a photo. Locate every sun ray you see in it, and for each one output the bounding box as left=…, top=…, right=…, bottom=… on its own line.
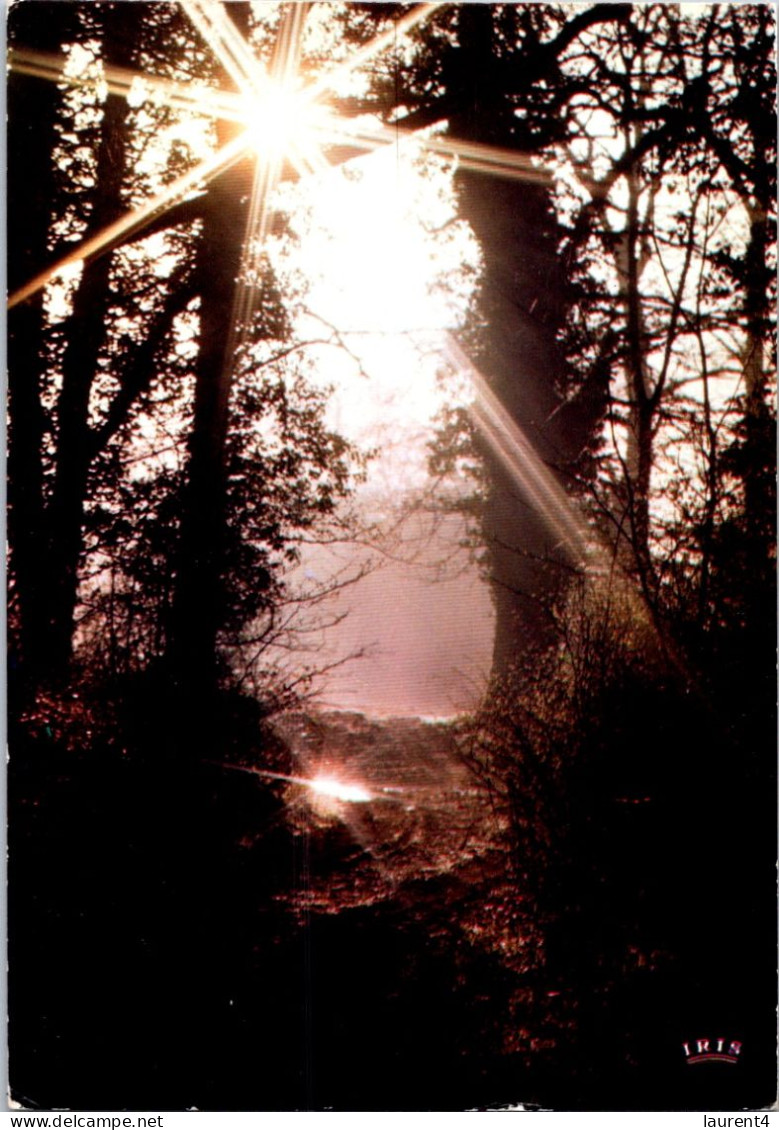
left=307, top=3, right=444, bottom=101
left=8, top=131, right=250, bottom=310
left=400, top=130, right=556, bottom=186
left=319, top=117, right=556, bottom=187
left=8, top=47, right=246, bottom=123
left=180, top=0, right=266, bottom=97
left=240, top=5, right=323, bottom=175
left=207, top=762, right=374, bottom=804
left=10, top=2, right=451, bottom=311
left=223, top=3, right=313, bottom=368
left=12, top=43, right=559, bottom=190
left=271, top=1, right=309, bottom=87
left=439, top=334, right=593, bottom=564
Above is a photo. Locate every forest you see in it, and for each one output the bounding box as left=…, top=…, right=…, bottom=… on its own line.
left=7, top=0, right=777, bottom=1112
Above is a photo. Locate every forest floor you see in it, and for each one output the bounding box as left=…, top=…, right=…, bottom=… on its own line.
left=8, top=701, right=776, bottom=1111
left=272, top=711, right=507, bottom=913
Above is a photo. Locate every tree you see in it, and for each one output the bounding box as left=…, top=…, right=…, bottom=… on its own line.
left=355, top=1, right=775, bottom=1085
left=9, top=2, right=200, bottom=689
left=7, top=2, right=363, bottom=723
left=364, top=2, right=776, bottom=684
left=315, top=5, right=618, bottom=681
left=7, top=2, right=72, bottom=689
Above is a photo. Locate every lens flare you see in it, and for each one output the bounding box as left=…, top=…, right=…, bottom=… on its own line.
left=8, top=132, right=250, bottom=311
left=10, top=0, right=560, bottom=313
left=439, top=332, right=594, bottom=564
left=207, top=763, right=373, bottom=806
left=309, top=777, right=373, bottom=803
left=240, top=80, right=332, bottom=175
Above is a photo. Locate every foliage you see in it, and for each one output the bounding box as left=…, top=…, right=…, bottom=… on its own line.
left=360, top=1, right=777, bottom=1077
left=8, top=1, right=364, bottom=706
left=374, top=3, right=778, bottom=670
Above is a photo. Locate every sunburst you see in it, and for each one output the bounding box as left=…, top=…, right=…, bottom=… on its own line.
left=9, top=1, right=553, bottom=312
left=9, top=0, right=604, bottom=611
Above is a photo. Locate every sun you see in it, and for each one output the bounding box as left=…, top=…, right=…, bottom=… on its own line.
left=8, top=3, right=546, bottom=312
left=240, top=78, right=331, bottom=174
left=309, top=776, right=373, bottom=804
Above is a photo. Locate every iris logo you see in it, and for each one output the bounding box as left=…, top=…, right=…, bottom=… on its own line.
left=682, top=1038, right=742, bottom=1064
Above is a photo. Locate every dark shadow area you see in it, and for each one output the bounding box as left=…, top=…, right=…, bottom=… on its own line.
left=8, top=674, right=777, bottom=1112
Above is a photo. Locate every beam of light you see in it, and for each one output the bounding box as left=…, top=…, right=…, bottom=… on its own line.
left=11, top=46, right=557, bottom=190
left=208, top=762, right=373, bottom=804
left=10, top=2, right=448, bottom=312
left=439, top=333, right=593, bottom=565
left=245, top=2, right=314, bottom=175
left=306, top=3, right=444, bottom=102
left=8, top=131, right=251, bottom=311
left=180, top=0, right=267, bottom=98
left=434, top=339, right=691, bottom=685
left=319, top=118, right=555, bottom=187
left=9, top=47, right=247, bottom=124
left=246, top=3, right=331, bottom=178
left=308, top=776, right=372, bottom=803
left=272, top=1, right=309, bottom=88
left=223, top=3, right=313, bottom=372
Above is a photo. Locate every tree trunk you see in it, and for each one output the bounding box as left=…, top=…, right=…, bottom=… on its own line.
left=165, top=157, right=250, bottom=704
left=621, top=160, right=654, bottom=592
left=741, top=203, right=775, bottom=577
left=44, top=19, right=136, bottom=678
left=450, top=7, right=601, bottom=676
left=165, top=5, right=255, bottom=713
left=7, top=4, right=75, bottom=692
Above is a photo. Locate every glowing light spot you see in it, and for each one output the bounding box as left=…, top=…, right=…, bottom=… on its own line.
left=309, top=776, right=372, bottom=803
left=241, top=80, right=329, bottom=173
